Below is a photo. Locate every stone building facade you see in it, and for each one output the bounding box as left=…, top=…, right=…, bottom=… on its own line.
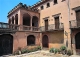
left=0, top=0, right=80, bottom=55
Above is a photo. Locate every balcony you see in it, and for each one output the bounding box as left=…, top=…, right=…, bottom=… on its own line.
left=40, top=23, right=64, bottom=32
left=70, top=20, right=80, bottom=29
left=0, top=22, right=19, bottom=32
left=21, top=25, right=39, bottom=31
left=0, top=22, right=39, bottom=32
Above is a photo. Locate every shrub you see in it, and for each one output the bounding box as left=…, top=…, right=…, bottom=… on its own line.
left=37, top=46, right=41, bottom=50
left=57, top=49, right=61, bottom=54
left=60, top=46, right=67, bottom=51
left=67, top=50, right=73, bottom=56
left=21, top=46, right=41, bottom=54
left=60, top=46, right=67, bottom=55
left=49, top=48, right=58, bottom=54
left=21, top=48, right=28, bottom=54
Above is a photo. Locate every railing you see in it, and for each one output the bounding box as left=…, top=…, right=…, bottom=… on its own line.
left=0, top=22, right=39, bottom=32
left=0, top=22, right=9, bottom=29
left=69, top=20, right=80, bottom=28
left=32, top=27, right=39, bottom=31
left=22, top=25, right=39, bottom=31
left=9, top=24, right=19, bottom=30
left=0, top=22, right=19, bottom=31
left=40, top=23, right=64, bottom=32
left=23, top=25, right=31, bottom=31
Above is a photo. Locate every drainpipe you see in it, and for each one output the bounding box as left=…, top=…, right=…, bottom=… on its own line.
left=67, top=0, right=72, bottom=50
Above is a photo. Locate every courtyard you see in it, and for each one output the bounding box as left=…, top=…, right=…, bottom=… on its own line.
left=1, top=50, right=80, bottom=57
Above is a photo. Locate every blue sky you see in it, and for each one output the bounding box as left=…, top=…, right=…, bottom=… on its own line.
left=0, top=0, right=40, bottom=23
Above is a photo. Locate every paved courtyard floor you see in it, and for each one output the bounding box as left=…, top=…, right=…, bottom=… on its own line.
left=1, top=50, right=80, bottom=57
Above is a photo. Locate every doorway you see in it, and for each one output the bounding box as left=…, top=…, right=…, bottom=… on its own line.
left=75, top=32, right=80, bottom=49
left=0, top=34, right=13, bottom=56
left=42, top=35, right=49, bottom=48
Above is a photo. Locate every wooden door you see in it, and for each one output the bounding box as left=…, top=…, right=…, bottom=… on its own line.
left=45, top=20, right=48, bottom=31
left=0, top=35, right=13, bottom=56
left=76, top=10, right=80, bottom=27
left=55, top=17, right=59, bottom=29
left=42, top=35, right=48, bottom=48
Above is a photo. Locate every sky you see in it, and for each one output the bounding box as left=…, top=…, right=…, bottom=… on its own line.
left=0, top=0, right=40, bottom=23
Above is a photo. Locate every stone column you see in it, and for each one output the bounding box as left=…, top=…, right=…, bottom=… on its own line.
left=14, top=16, right=16, bottom=25
left=40, top=33, right=42, bottom=49
left=72, top=37, right=76, bottom=54
left=30, top=16, right=32, bottom=31
left=18, top=10, right=23, bottom=30
left=11, top=19, right=12, bottom=24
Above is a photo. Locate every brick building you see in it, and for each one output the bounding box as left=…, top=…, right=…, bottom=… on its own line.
left=0, top=0, right=80, bottom=55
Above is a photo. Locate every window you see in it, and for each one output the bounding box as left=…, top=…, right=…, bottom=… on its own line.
left=41, top=6, right=44, bottom=10
left=54, top=16, right=59, bottom=29
left=76, top=10, right=80, bottom=26
left=54, top=0, right=58, bottom=4
left=47, top=3, right=50, bottom=8
left=45, top=19, right=48, bottom=31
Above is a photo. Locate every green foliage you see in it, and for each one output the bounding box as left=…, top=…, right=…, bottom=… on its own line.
left=36, top=46, right=41, bottom=50
left=60, top=46, right=67, bottom=51
left=13, top=46, right=41, bottom=55
left=49, top=48, right=58, bottom=54
left=67, top=50, right=73, bottom=56
left=21, top=46, right=41, bottom=54
left=21, top=48, right=28, bottom=54
left=60, top=46, right=67, bottom=55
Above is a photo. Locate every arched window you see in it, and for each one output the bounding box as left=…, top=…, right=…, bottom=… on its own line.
left=27, top=35, right=35, bottom=45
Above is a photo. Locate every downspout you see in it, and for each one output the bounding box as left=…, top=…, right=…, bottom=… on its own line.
left=67, top=0, right=72, bottom=50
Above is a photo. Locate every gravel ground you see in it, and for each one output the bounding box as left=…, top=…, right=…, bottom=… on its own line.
left=1, top=50, right=80, bottom=57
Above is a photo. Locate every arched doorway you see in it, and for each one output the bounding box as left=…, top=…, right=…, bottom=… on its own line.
left=27, top=35, right=35, bottom=46
left=0, top=34, right=13, bottom=56
left=75, top=32, right=80, bottom=49
left=42, top=35, right=49, bottom=48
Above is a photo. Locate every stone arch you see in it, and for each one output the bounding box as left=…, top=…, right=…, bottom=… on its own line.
left=42, top=35, right=49, bottom=48
left=9, top=19, right=11, bottom=24
left=75, top=32, right=80, bottom=49
left=32, top=16, right=39, bottom=27
left=12, top=16, right=14, bottom=24
left=23, top=13, right=31, bottom=26
left=27, top=35, right=35, bottom=45
left=0, top=34, right=13, bottom=56
left=15, top=14, right=18, bottom=25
